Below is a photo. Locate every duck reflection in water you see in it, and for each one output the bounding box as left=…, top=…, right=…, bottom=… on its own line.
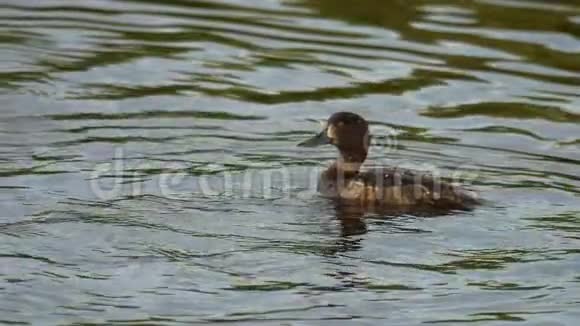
left=322, top=201, right=448, bottom=255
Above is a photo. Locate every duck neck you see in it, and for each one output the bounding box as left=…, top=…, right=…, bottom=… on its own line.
left=332, top=148, right=367, bottom=176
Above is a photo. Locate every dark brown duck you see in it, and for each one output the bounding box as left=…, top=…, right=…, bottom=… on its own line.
left=298, top=112, right=480, bottom=210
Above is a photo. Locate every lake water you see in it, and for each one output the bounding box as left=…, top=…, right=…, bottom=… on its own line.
left=1, top=0, right=580, bottom=324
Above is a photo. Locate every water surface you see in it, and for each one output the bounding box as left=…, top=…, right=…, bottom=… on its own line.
left=1, top=0, right=580, bottom=324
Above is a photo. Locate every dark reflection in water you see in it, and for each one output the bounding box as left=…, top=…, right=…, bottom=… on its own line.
left=1, top=0, right=580, bottom=324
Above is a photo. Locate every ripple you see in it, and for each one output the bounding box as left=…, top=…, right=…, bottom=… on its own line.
left=47, top=110, right=266, bottom=121
left=422, top=102, right=580, bottom=123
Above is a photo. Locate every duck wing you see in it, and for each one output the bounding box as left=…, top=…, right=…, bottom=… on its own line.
left=353, top=167, right=480, bottom=209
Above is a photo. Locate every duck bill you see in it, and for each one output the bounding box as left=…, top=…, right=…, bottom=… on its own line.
left=297, top=131, right=331, bottom=147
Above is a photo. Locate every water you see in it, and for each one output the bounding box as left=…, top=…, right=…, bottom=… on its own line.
left=1, top=0, right=580, bottom=324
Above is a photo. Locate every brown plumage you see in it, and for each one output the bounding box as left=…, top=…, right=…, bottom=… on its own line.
left=299, top=112, right=480, bottom=211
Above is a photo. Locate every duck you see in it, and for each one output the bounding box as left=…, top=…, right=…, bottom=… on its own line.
left=298, top=112, right=480, bottom=211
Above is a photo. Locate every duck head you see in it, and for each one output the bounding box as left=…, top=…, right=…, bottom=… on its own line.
left=298, top=112, right=370, bottom=164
